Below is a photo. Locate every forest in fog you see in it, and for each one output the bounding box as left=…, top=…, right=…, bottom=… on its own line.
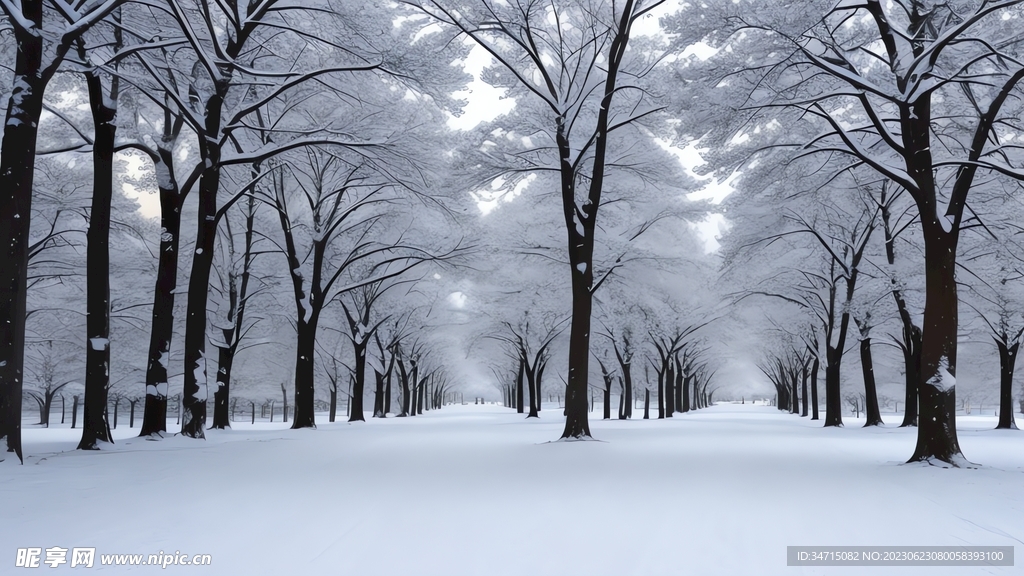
left=2, top=0, right=1024, bottom=471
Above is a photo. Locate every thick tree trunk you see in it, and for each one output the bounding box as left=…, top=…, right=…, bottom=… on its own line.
left=642, top=389, right=650, bottom=419
left=616, top=355, right=633, bottom=419
left=790, top=371, right=799, bottom=415
left=0, top=6, right=54, bottom=463
left=210, top=343, right=235, bottom=429
left=78, top=71, right=117, bottom=450
left=656, top=369, right=665, bottom=419
left=181, top=86, right=228, bottom=438
left=671, top=360, right=679, bottom=409
left=329, top=381, right=337, bottom=423
left=683, top=375, right=691, bottom=413
left=602, top=378, right=611, bottom=420
left=515, top=360, right=525, bottom=414
left=536, top=365, right=543, bottom=412
left=801, top=364, right=809, bottom=417
left=909, top=229, right=965, bottom=465
left=416, top=376, right=426, bottom=415
left=899, top=329, right=922, bottom=427
left=823, top=348, right=844, bottom=427
left=995, top=340, right=1018, bottom=430
left=140, top=134, right=182, bottom=436
left=373, top=369, right=385, bottom=418
left=664, top=362, right=674, bottom=418
left=348, top=340, right=367, bottom=422
left=525, top=365, right=539, bottom=418
left=810, top=357, right=819, bottom=420
left=860, top=338, right=883, bottom=426
left=559, top=280, right=594, bottom=438
left=617, top=379, right=625, bottom=419
left=397, top=360, right=411, bottom=417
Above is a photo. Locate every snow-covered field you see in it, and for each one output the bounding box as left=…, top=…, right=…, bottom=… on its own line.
left=2, top=403, right=1022, bottom=575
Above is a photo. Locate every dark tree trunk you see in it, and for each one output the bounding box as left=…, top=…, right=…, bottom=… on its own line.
left=535, top=364, right=543, bottom=412
left=683, top=375, right=691, bottom=413
left=525, top=365, right=539, bottom=418
left=664, top=362, right=674, bottom=418
left=384, top=369, right=392, bottom=416
left=329, top=381, right=337, bottom=423
left=211, top=196, right=256, bottom=430
left=810, top=357, right=819, bottom=420
left=617, top=377, right=625, bottom=419
left=642, top=389, right=650, bottom=419
left=674, top=361, right=684, bottom=413
left=373, top=369, right=385, bottom=418
left=899, top=320, right=921, bottom=428
left=181, top=88, right=228, bottom=438
left=801, top=363, right=809, bottom=417
left=602, top=380, right=611, bottom=420
left=416, top=377, right=426, bottom=415
left=995, top=340, right=1019, bottom=430
left=78, top=63, right=118, bottom=450
left=823, top=348, right=844, bottom=427
left=909, top=229, right=965, bottom=465
left=860, top=338, right=883, bottom=426
left=210, top=344, right=235, bottom=430
left=0, top=4, right=59, bottom=463
left=556, top=125, right=594, bottom=439
left=790, top=371, right=799, bottom=415
left=515, top=360, right=525, bottom=414
left=71, top=396, right=80, bottom=429
left=140, top=123, right=183, bottom=437
left=656, top=368, right=665, bottom=419
left=281, top=382, right=288, bottom=423
left=397, top=359, right=411, bottom=417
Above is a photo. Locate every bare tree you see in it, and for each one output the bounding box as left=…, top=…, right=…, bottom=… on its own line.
left=413, top=0, right=672, bottom=439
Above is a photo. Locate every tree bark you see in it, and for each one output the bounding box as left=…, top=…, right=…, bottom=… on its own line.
left=790, top=370, right=799, bottom=415
left=0, top=1, right=72, bottom=463
left=801, top=363, right=809, bottom=417
left=860, top=337, right=883, bottom=426
left=995, top=340, right=1019, bottom=430
left=210, top=344, right=235, bottom=429
left=329, top=380, right=337, bottom=423
left=909, top=227, right=964, bottom=464
left=515, top=359, right=525, bottom=415
left=181, top=83, right=228, bottom=438
left=348, top=338, right=367, bottom=422
left=78, top=60, right=118, bottom=450
left=810, top=357, right=819, bottom=420
left=140, top=140, right=181, bottom=436
left=525, top=362, right=539, bottom=418
left=664, top=361, right=674, bottom=418
left=823, top=351, right=843, bottom=427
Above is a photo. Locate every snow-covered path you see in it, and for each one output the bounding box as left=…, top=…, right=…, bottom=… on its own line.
left=2, top=403, right=1021, bottom=574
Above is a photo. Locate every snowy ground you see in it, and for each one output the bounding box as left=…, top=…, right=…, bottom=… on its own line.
left=2, top=402, right=1022, bottom=575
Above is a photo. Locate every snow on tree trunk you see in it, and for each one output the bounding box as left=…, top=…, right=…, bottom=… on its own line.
left=910, top=229, right=965, bottom=465
left=0, top=28, right=48, bottom=463
left=181, top=85, right=228, bottom=439
left=140, top=142, right=181, bottom=436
